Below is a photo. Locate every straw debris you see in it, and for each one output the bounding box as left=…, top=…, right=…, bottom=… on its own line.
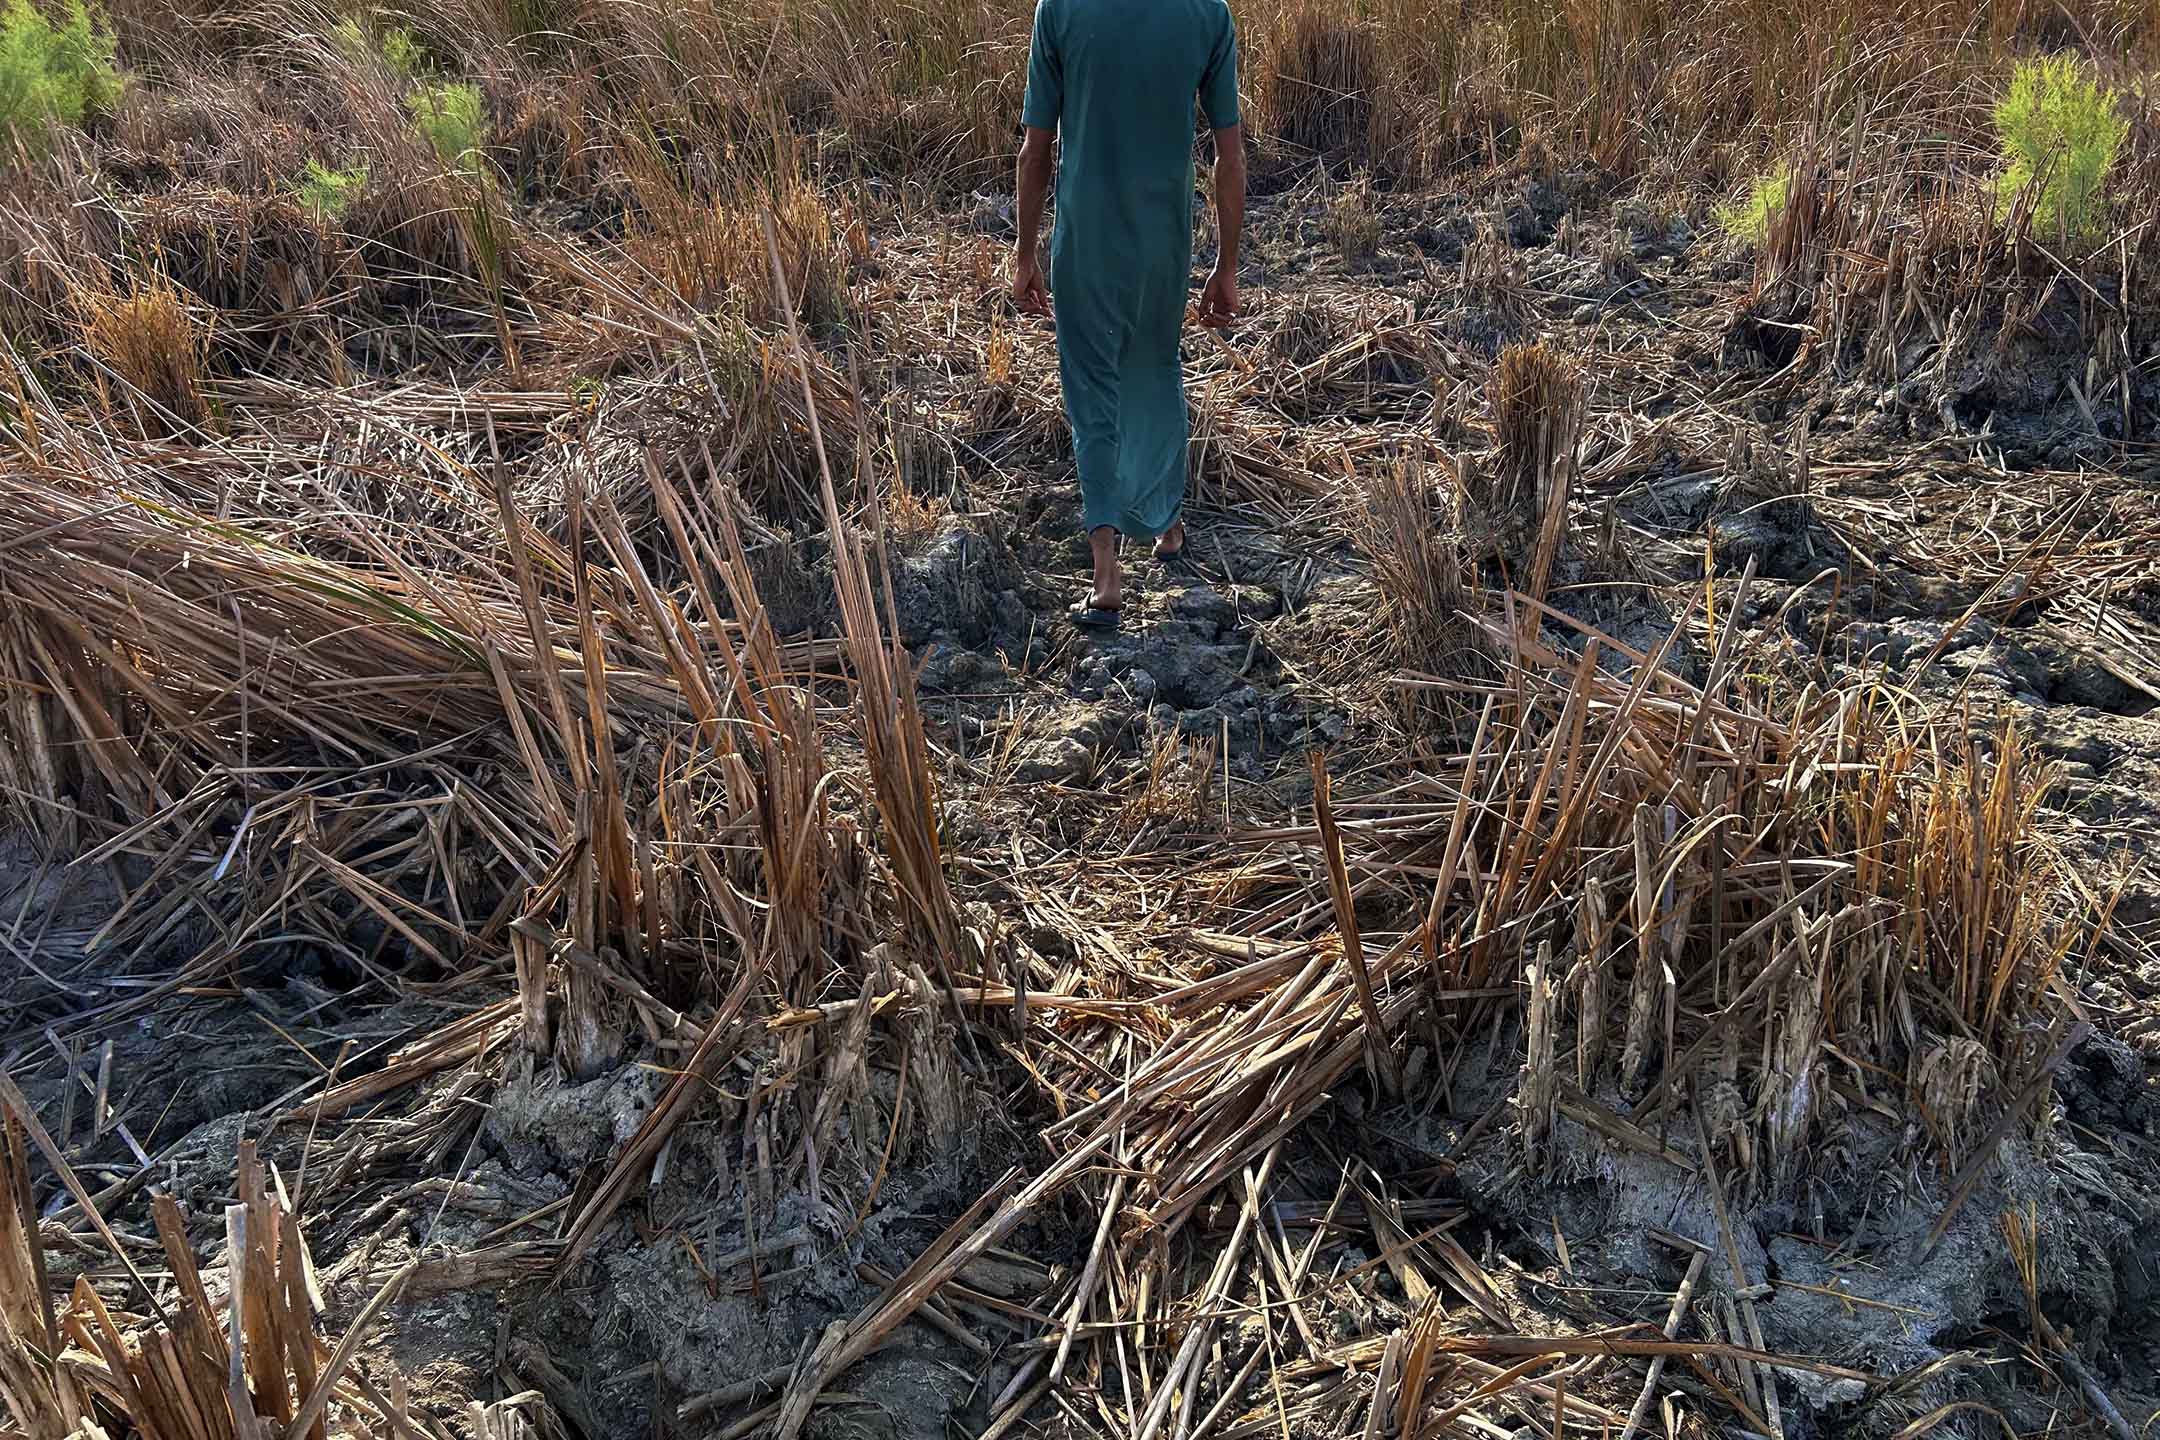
left=1, top=5, right=2154, bottom=1438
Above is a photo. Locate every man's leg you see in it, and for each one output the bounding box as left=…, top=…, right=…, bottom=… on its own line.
left=1057, top=286, right=1128, bottom=613
left=1116, top=268, right=1190, bottom=558
left=1089, top=525, right=1121, bottom=611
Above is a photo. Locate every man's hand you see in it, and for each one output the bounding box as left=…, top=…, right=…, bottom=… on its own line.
left=1196, top=263, right=1239, bottom=328
left=1013, top=251, right=1052, bottom=317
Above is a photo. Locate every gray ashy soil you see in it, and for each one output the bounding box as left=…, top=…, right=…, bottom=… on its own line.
left=342, top=1058, right=1041, bottom=1440
left=0, top=946, right=1054, bottom=1440
left=1436, top=1035, right=2160, bottom=1432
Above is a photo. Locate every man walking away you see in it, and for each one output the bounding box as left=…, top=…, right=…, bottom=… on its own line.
left=1012, top=0, right=1246, bottom=632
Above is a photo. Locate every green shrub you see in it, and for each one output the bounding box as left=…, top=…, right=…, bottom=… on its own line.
left=333, top=15, right=425, bottom=78
left=408, top=80, right=485, bottom=171
left=1995, top=54, right=2127, bottom=238
left=1714, top=164, right=1791, bottom=246
left=0, top=0, right=122, bottom=148
left=378, top=23, right=424, bottom=78
left=296, top=158, right=368, bottom=219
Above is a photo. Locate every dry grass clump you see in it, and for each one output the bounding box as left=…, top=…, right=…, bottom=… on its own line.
left=1358, top=456, right=1480, bottom=692
left=1724, top=131, right=2160, bottom=423
left=816, top=0, right=1016, bottom=185
left=494, top=70, right=601, bottom=197
left=559, top=321, right=875, bottom=534
left=963, top=313, right=1018, bottom=429
left=69, top=269, right=212, bottom=433
left=1462, top=341, right=1581, bottom=603
left=1728, top=148, right=1850, bottom=363
left=273, top=39, right=543, bottom=337
left=1261, top=0, right=1389, bottom=162
left=624, top=161, right=853, bottom=334
left=0, top=1122, right=427, bottom=1440
left=0, top=419, right=934, bottom=1051
left=1115, top=730, right=1220, bottom=836
left=1449, top=213, right=1530, bottom=356
left=1294, top=633, right=2109, bottom=1199
left=107, top=70, right=305, bottom=194
left=1914, top=1035, right=1996, bottom=1165
left=764, top=243, right=967, bottom=985
left=990, top=635, right=2108, bottom=1287
left=0, top=182, right=117, bottom=356
left=1841, top=719, right=2075, bottom=1058
left=882, top=468, right=952, bottom=547
left=136, top=187, right=352, bottom=321
left=1323, top=174, right=1381, bottom=260
left=0, top=470, right=529, bottom=820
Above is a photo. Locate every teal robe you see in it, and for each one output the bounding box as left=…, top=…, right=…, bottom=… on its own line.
left=1021, top=0, right=1241, bottom=539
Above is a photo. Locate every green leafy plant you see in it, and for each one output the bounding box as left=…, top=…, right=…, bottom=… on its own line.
left=1995, top=53, right=2126, bottom=237
left=333, top=15, right=424, bottom=77
left=408, top=80, right=485, bottom=171
left=295, top=158, right=368, bottom=219
left=0, top=0, right=122, bottom=147
left=377, top=23, right=423, bottom=77
left=1714, top=164, right=1791, bottom=246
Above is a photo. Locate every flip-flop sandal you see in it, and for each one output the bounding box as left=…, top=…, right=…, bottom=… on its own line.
left=1068, top=604, right=1122, bottom=632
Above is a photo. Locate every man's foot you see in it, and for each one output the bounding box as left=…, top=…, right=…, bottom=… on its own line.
left=1068, top=602, right=1121, bottom=632
left=1153, top=520, right=1186, bottom=561
left=1088, top=524, right=1123, bottom=614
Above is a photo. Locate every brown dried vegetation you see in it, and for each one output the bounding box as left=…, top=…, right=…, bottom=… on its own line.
left=1, top=0, right=2156, bottom=1437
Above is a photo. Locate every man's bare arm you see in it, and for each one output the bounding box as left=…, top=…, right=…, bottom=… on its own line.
left=1213, top=125, right=1245, bottom=269
left=1013, top=125, right=1055, bottom=316
left=1198, top=124, right=1244, bottom=326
